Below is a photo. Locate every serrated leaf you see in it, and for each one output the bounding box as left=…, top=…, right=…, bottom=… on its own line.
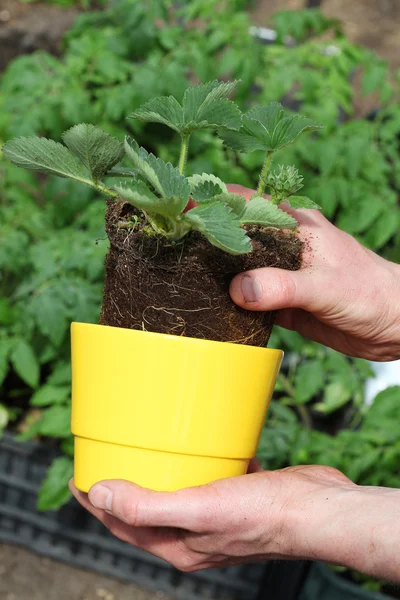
left=212, top=193, right=246, bottom=216
left=183, top=80, right=239, bottom=121
left=130, top=80, right=241, bottom=135
left=2, top=137, right=92, bottom=185
left=37, top=457, right=73, bottom=511
left=188, top=173, right=228, bottom=194
left=11, top=339, right=39, bottom=388
left=106, top=166, right=137, bottom=177
left=31, top=384, right=70, bottom=407
left=115, top=179, right=173, bottom=217
left=62, top=124, right=124, bottom=180
left=286, top=196, right=321, bottom=209
left=124, top=138, right=189, bottom=216
left=190, top=180, right=226, bottom=202
left=130, top=96, right=184, bottom=133
left=219, top=129, right=266, bottom=153
left=220, top=102, right=322, bottom=153
left=184, top=203, right=251, bottom=255
left=241, top=197, right=297, bottom=229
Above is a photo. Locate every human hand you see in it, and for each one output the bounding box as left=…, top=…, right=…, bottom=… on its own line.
left=70, top=465, right=400, bottom=581
left=227, top=185, right=400, bottom=362
left=69, top=465, right=354, bottom=572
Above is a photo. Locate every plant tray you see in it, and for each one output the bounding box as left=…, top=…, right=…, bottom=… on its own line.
left=0, top=432, right=264, bottom=600
left=300, top=563, right=391, bottom=600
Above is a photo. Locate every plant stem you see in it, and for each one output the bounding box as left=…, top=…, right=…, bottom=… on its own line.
left=178, top=134, right=191, bottom=174
left=257, top=151, right=273, bottom=196
left=279, top=374, right=312, bottom=429
left=297, top=404, right=313, bottom=429
left=95, top=183, right=119, bottom=198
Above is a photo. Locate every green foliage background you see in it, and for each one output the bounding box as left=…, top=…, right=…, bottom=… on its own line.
left=1, top=5, right=400, bottom=589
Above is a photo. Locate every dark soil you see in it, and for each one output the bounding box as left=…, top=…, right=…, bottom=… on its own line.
left=99, top=200, right=302, bottom=347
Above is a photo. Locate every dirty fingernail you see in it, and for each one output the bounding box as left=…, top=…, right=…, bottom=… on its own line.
left=89, top=485, right=113, bottom=511
left=241, top=276, right=262, bottom=303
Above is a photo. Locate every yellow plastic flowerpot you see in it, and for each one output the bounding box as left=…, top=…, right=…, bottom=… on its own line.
left=71, top=322, right=282, bottom=492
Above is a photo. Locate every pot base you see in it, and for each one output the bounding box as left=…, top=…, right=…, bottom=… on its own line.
left=74, top=436, right=249, bottom=493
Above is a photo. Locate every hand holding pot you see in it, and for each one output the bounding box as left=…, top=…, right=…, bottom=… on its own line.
left=229, top=185, right=400, bottom=362
left=70, top=464, right=400, bottom=581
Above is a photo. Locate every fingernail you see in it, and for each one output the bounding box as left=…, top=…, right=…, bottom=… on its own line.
left=241, top=275, right=262, bottom=303
left=89, top=484, right=113, bottom=511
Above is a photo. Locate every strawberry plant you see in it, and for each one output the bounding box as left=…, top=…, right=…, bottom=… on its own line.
left=3, top=81, right=321, bottom=348
left=1, top=3, right=399, bottom=547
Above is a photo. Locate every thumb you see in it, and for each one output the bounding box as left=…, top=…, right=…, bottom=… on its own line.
left=230, top=267, right=318, bottom=312
left=88, top=480, right=213, bottom=532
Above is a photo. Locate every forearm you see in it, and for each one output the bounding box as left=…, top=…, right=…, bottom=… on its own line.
left=386, top=259, right=400, bottom=361
left=289, top=484, right=400, bottom=581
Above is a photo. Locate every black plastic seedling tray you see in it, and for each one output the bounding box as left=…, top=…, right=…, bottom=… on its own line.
left=0, top=432, right=265, bottom=600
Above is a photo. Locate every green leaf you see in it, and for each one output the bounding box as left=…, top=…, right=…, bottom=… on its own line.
left=189, top=179, right=227, bottom=202
left=130, top=80, right=241, bottom=134
left=212, top=193, right=246, bottom=216
left=314, top=380, right=352, bottom=415
left=2, top=137, right=92, bottom=185
left=114, top=179, right=170, bottom=217
left=0, top=298, right=13, bottom=325
left=188, top=173, right=228, bottom=202
left=62, top=124, right=124, bottom=180
left=285, top=196, right=321, bottom=209
left=0, top=339, right=11, bottom=387
left=36, top=405, right=71, bottom=438
left=31, top=384, right=70, bottom=407
left=10, top=339, right=39, bottom=388
left=220, top=103, right=322, bottom=153
left=130, top=95, right=184, bottom=133
left=61, top=435, right=74, bottom=457
left=184, top=203, right=251, bottom=255
left=47, top=362, right=71, bottom=386
left=364, top=386, right=400, bottom=426
left=124, top=138, right=189, bottom=216
left=37, top=457, right=73, bottom=511
left=30, top=287, right=68, bottom=347
left=241, top=197, right=297, bottom=229
left=294, top=359, right=325, bottom=404
left=0, top=404, right=9, bottom=431
left=106, top=166, right=137, bottom=178
left=188, top=173, right=227, bottom=194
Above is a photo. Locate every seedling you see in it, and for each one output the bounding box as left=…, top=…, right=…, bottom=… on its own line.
left=3, top=81, right=321, bottom=256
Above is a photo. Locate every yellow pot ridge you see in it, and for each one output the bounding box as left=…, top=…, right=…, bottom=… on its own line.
left=71, top=322, right=282, bottom=492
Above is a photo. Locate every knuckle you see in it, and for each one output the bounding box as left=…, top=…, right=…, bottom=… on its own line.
left=273, top=271, right=297, bottom=307
left=117, top=497, right=139, bottom=525
left=172, top=555, right=197, bottom=573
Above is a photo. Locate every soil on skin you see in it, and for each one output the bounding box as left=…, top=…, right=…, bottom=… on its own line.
left=99, top=200, right=302, bottom=347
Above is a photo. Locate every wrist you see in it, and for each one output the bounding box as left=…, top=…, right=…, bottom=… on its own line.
left=286, top=481, right=400, bottom=580
left=387, top=260, right=400, bottom=360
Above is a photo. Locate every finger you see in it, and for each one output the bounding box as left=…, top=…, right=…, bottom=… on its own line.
left=86, top=479, right=216, bottom=532
left=248, top=458, right=264, bottom=473
left=276, top=308, right=363, bottom=358
left=69, top=481, right=198, bottom=568
left=229, top=266, right=322, bottom=312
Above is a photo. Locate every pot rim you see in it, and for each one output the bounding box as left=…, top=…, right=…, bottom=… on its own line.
left=71, top=321, right=283, bottom=357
